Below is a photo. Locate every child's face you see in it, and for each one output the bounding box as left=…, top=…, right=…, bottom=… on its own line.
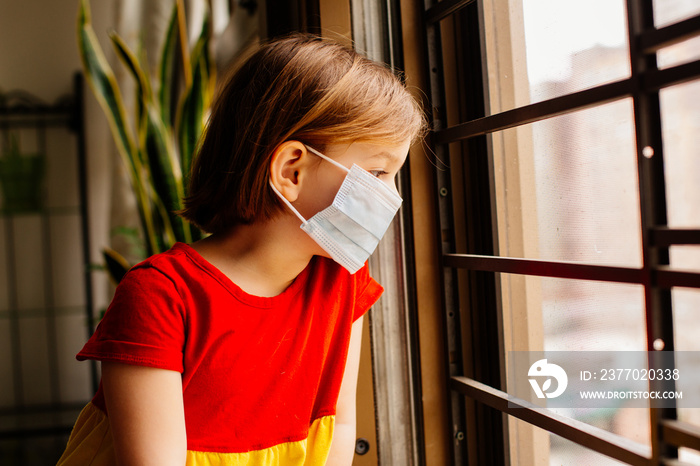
left=291, top=140, right=410, bottom=259
left=299, top=140, right=410, bottom=214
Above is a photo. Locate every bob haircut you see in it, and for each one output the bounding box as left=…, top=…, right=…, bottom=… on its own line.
left=180, top=33, right=426, bottom=234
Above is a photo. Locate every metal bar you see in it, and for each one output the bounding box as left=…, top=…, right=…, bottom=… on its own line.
left=38, top=124, right=63, bottom=447
left=443, top=253, right=700, bottom=289
left=72, top=73, right=98, bottom=393
left=645, top=59, right=700, bottom=92
left=656, top=267, right=700, bottom=289
left=0, top=107, right=73, bottom=117
left=424, top=0, right=474, bottom=25
left=662, top=420, right=700, bottom=452
left=423, top=0, right=468, bottom=462
left=434, top=79, right=632, bottom=144
left=4, top=216, right=24, bottom=408
left=639, top=13, right=700, bottom=53
left=0, top=117, right=72, bottom=128
left=450, top=376, right=652, bottom=465
left=450, top=4, right=507, bottom=462
left=627, top=0, right=677, bottom=463
left=443, top=253, right=644, bottom=284
left=650, top=227, right=700, bottom=246
left=433, top=57, right=700, bottom=146
left=0, top=105, right=74, bottom=129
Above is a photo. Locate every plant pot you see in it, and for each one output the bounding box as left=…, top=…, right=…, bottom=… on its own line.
left=0, top=154, right=45, bottom=214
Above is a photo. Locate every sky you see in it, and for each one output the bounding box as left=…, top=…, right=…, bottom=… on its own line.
left=522, top=0, right=627, bottom=84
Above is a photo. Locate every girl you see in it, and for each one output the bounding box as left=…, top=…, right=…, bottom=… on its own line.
left=59, top=33, right=425, bottom=465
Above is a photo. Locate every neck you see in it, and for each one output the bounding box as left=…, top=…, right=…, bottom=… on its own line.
left=191, top=216, right=313, bottom=297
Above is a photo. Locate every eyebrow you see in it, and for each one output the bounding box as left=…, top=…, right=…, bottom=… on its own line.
left=369, top=151, right=402, bottom=163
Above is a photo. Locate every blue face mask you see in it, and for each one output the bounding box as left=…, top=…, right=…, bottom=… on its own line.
left=270, top=145, right=403, bottom=274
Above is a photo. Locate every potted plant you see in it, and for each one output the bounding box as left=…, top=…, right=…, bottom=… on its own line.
left=77, top=0, right=215, bottom=282
left=0, top=132, right=45, bottom=214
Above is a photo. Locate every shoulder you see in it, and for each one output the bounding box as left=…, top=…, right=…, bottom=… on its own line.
left=107, top=243, right=203, bottom=316
left=119, top=243, right=201, bottom=291
left=129, top=242, right=196, bottom=276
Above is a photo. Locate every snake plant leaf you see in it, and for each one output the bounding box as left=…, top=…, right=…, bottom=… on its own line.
left=78, top=0, right=208, bottom=260
left=144, top=106, right=190, bottom=244
left=78, top=0, right=160, bottom=256
left=102, top=247, right=131, bottom=285
left=106, top=22, right=179, bottom=255
left=150, top=183, right=178, bottom=248
left=77, top=0, right=137, bottom=176
left=177, top=58, right=205, bottom=178
left=176, top=0, right=192, bottom=88
left=158, top=4, right=179, bottom=127
left=109, top=31, right=152, bottom=154
left=176, top=9, right=214, bottom=179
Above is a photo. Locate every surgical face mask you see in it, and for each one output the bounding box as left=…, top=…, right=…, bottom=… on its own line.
left=270, top=145, right=403, bottom=274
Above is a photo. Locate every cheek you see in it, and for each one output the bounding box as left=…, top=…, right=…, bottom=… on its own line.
left=384, top=177, right=399, bottom=193
left=295, top=170, right=345, bottom=218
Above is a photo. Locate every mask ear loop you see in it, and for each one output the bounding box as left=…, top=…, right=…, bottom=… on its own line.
left=269, top=181, right=309, bottom=225
left=269, top=145, right=347, bottom=226
left=305, top=145, right=351, bottom=173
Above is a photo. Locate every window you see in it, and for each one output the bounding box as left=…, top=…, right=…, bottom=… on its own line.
left=403, top=0, right=700, bottom=464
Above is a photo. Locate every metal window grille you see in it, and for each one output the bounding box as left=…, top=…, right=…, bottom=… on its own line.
left=421, top=0, right=700, bottom=464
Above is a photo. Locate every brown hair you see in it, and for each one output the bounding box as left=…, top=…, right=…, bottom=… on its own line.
left=179, top=33, right=426, bottom=234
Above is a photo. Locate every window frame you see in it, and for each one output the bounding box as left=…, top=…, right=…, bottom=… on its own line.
left=417, top=0, right=700, bottom=464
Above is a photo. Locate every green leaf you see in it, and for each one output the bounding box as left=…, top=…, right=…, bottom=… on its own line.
left=109, top=31, right=152, bottom=153
left=177, top=61, right=204, bottom=177
left=78, top=0, right=157, bottom=256
left=144, top=106, right=189, bottom=243
left=78, top=0, right=207, bottom=258
left=102, top=247, right=131, bottom=284
left=176, top=0, right=192, bottom=88
left=158, top=4, right=179, bottom=127
left=77, top=0, right=136, bottom=171
left=176, top=8, right=214, bottom=179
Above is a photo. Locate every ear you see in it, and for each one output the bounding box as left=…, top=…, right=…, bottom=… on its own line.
left=269, top=140, right=313, bottom=203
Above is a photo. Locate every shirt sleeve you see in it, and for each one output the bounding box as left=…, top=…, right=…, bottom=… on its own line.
left=352, top=262, right=384, bottom=322
left=77, top=264, right=186, bottom=372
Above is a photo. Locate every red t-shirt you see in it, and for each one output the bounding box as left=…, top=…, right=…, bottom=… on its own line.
left=63, top=243, right=383, bottom=463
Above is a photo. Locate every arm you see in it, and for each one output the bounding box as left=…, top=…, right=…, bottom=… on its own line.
left=326, top=315, right=364, bottom=466
left=101, top=361, right=187, bottom=466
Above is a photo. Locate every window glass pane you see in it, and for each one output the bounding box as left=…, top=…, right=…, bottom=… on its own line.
left=661, top=79, right=700, bottom=294
left=674, top=288, right=700, bottom=432
left=481, top=0, right=629, bottom=115
left=550, top=430, right=639, bottom=465
left=540, top=278, right=646, bottom=352
left=499, top=275, right=646, bottom=353
left=660, top=80, right=700, bottom=230
left=654, top=0, right=700, bottom=69
left=653, top=0, right=700, bottom=28
left=508, top=415, right=643, bottom=465
left=501, top=275, right=649, bottom=454
left=488, top=100, right=641, bottom=266
left=657, top=37, right=700, bottom=70
left=680, top=447, right=700, bottom=464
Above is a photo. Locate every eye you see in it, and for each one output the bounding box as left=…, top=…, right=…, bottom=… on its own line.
left=369, top=169, right=388, bottom=178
